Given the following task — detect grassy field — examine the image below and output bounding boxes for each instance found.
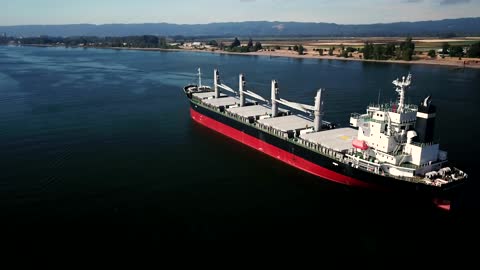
[177,36,480,69]
[213,37,479,52]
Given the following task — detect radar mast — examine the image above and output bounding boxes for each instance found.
[392,73,412,113]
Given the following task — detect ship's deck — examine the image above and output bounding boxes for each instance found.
[300,127,358,152]
[203,96,240,108]
[257,115,314,132]
[192,92,227,100]
[227,105,271,118]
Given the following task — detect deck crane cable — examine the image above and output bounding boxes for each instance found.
[217,83,237,94]
[217,74,317,113]
[218,81,270,103]
[244,89,269,103]
[276,98,315,115]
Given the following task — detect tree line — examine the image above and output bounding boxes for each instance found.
[439,42,480,58]
[1,35,178,49]
[221,37,263,52]
[362,37,415,61]
[362,38,480,60]
[2,35,479,59]
[2,35,266,53]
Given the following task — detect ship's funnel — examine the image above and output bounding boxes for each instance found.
[314,89,324,132]
[415,96,436,143]
[271,80,279,117]
[214,69,220,98]
[239,74,245,107]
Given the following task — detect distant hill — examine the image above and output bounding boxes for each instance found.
[1,18,480,37]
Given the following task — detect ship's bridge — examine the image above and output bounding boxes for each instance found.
[351,102,418,128]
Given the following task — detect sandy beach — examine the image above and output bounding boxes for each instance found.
[247,49,480,69]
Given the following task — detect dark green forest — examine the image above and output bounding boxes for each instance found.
[0,35,178,49]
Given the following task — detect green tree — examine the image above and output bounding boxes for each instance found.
[254,41,263,51]
[318,49,324,56]
[449,45,464,57]
[373,44,386,60]
[298,45,305,55]
[328,47,334,56]
[288,46,292,50]
[231,37,241,48]
[207,40,218,47]
[399,37,415,61]
[442,42,450,54]
[345,47,356,53]
[362,42,374,59]
[159,37,167,48]
[467,42,480,58]
[293,45,299,52]
[385,43,396,58]
[247,38,253,48]
[427,49,436,58]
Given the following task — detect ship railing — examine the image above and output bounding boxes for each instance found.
[295,137,345,160]
[348,149,461,186]
[409,141,437,148]
[199,101,220,112]
[370,103,418,113]
[225,111,248,123]
[346,154,380,173]
[347,154,433,183]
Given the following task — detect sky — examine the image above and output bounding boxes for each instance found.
[2,0,480,26]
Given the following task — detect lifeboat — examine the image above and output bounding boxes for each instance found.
[352,139,369,150]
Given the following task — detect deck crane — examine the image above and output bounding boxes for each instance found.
[270,80,326,131]
[213,69,269,103]
[212,69,327,131]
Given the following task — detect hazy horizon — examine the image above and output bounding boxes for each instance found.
[3,0,480,26]
[1,16,480,27]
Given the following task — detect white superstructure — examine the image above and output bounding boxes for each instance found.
[348,73,464,184]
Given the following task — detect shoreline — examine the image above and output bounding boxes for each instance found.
[19,44,480,69]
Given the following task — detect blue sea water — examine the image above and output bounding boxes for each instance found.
[1,45,479,252]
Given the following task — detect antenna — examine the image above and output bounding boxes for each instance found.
[392,73,412,113]
[197,67,202,88]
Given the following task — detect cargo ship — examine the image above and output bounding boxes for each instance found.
[183,69,468,210]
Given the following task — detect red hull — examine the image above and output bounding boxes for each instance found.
[190,108,369,187]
